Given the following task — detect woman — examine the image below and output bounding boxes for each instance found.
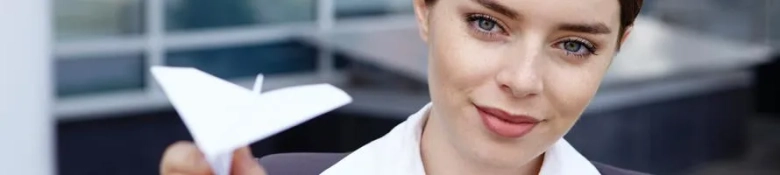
[161,0,645,174]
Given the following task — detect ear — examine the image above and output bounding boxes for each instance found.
[413,0,431,43]
[618,25,633,47]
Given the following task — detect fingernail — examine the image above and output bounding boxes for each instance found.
[232,147,267,174]
[194,154,210,167]
[233,147,255,164]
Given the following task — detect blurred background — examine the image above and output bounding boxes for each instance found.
[2,0,779,174]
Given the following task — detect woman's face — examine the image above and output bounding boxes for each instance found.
[417,0,627,168]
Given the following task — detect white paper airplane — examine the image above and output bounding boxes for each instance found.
[151,66,352,175]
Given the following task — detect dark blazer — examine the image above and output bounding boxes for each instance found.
[258,153,650,175]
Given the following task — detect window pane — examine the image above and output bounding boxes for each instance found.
[770,1,780,48]
[54,0,144,40]
[56,55,146,97]
[166,0,317,31]
[646,0,769,43]
[336,0,412,19]
[166,40,318,79]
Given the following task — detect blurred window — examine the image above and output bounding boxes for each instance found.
[166,40,318,79]
[165,0,317,31]
[54,0,324,98]
[335,0,413,19]
[56,55,146,97]
[770,1,780,48]
[645,0,771,44]
[54,0,144,40]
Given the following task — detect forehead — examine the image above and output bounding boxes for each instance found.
[457,0,622,29]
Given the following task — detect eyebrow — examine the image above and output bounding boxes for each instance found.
[473,0,521,20]
[557,23,612,34]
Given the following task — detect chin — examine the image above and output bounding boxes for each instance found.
[468,135,543,168]
[455,120,531,163]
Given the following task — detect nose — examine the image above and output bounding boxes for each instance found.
[495,49,544,99]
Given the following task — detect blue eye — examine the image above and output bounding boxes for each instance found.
[476,18,497,31]
[467,14,504,34]
[557,39,596,57]
[563,41,583,52]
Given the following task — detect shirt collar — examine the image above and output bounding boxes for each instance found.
[323,103,600,175]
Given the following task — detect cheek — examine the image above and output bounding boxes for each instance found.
[430,43,494,95]
[544,60,609,125]
[428,19,501,104]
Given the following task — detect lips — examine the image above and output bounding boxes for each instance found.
[476,105,540,138]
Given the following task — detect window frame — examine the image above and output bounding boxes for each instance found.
[55,0,339,119]
[54,0,425,120]
[54,0,422,120]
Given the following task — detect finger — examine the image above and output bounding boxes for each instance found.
[231,147,267,175]
[161,141,213,175]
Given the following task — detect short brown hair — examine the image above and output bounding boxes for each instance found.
[617,0,644,40]
[424,0,644,44]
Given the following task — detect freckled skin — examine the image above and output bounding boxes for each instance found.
[414,0,630,174]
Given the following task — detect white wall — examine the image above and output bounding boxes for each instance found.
[0,0,54,174]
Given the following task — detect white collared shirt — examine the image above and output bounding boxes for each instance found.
[321,103,601,175]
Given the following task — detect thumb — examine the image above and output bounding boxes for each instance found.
[231,147,267,175]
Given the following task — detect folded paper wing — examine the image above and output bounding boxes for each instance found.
[151,66,352,175]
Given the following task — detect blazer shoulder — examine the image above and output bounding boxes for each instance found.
[591,161,651,175]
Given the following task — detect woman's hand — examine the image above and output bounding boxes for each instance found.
[160,141,267,175]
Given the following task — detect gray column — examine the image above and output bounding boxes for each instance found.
[0,0,54,174]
